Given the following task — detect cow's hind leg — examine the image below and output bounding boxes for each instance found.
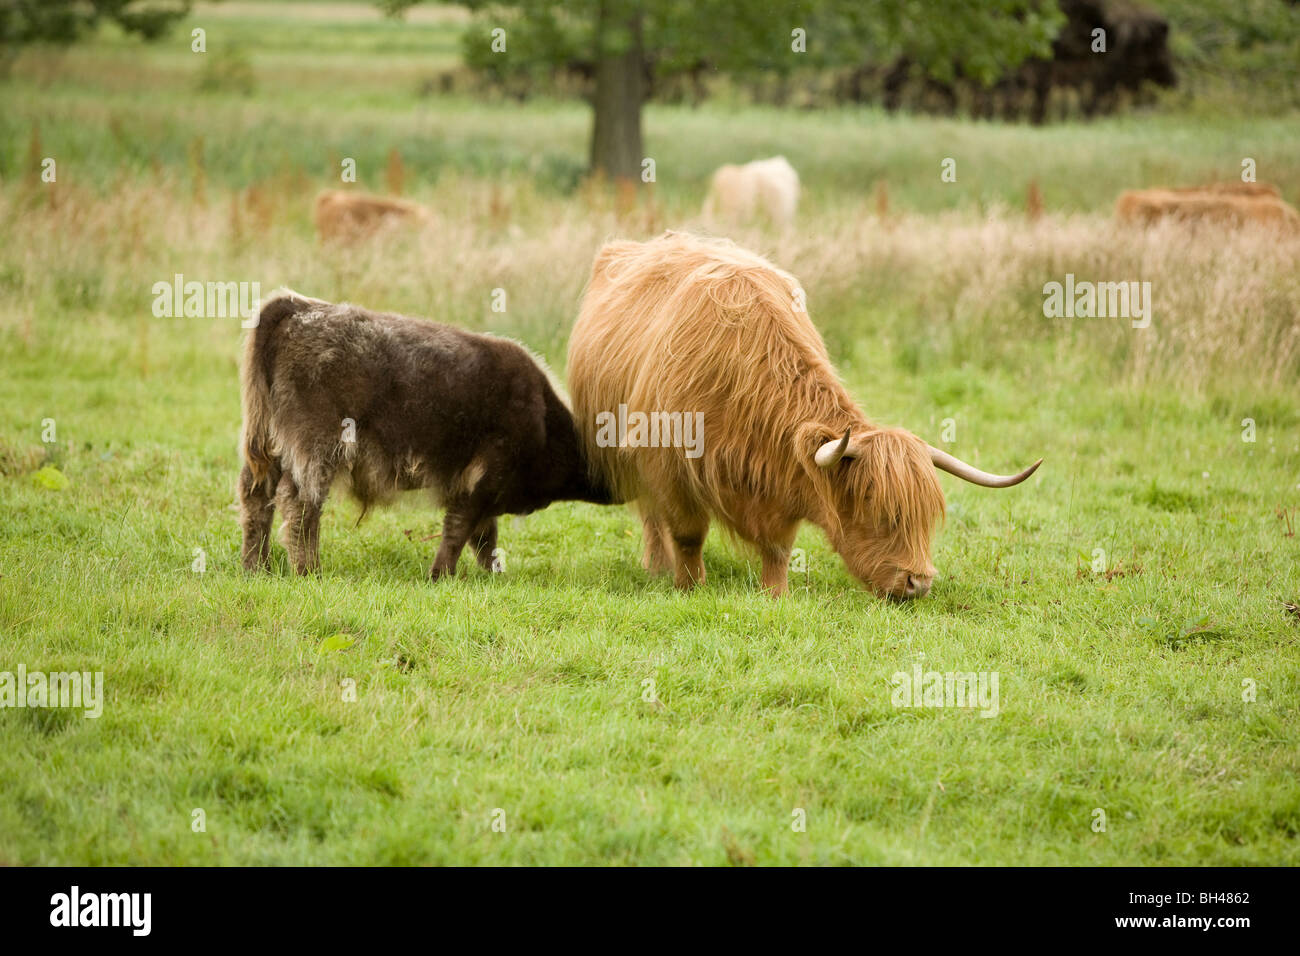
[470,516,499,572]
[639,506,671,576]
[239,462,279,571]
[665,509,709,591]
[277,470,331,575]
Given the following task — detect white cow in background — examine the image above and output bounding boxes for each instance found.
[703,156,800,228]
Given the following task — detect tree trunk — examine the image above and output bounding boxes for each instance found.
[589,0,644,185]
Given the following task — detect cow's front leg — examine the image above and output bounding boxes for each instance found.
[757,519,800,598]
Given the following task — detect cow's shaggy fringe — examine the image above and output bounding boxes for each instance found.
[569,231,945,586]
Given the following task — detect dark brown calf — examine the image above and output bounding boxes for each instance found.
[238,291,611,578]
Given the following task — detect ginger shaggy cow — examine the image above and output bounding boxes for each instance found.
[567,232,1041,599]
[313,189,429,243]
[1116,184,1300,234]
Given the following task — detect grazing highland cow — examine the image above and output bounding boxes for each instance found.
[702,157,800,228]
[1116,186,1300,233]
[313,189,428,243]
[567,232,1041,599]
[1166,182,1280,199]
[239,291,611,578]
[1019,0,1176,124]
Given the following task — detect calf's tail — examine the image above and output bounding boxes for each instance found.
[240,290,315,490]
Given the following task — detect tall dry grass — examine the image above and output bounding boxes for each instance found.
[1,173,1297,389]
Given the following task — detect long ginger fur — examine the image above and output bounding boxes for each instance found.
[568,231,944,596]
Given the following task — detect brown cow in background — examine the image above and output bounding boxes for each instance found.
[314,189,429,242]
[1116,184,1300,233]
[1166,183,1280,198]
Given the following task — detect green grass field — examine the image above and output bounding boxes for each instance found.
[1,2,1297,865]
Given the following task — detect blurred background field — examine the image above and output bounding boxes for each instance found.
[4,1,1300,208]
[0,1,1297,865]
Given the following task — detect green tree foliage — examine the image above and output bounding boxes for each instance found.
[381,0,1065,179]
[1147,0,1300,107]
[0,0,192,73]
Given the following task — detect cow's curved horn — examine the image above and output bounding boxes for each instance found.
[815,429,852,468]
[928,446,1042,488]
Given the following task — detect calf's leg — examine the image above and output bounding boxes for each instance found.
[431,505,485,580]
[471,517,499,572]
[239,462,279,571]
[277,472,328,575]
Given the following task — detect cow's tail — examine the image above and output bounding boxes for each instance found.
[239,289,319,490]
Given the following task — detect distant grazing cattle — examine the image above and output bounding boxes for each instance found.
[702,157,800,228]
[567,232,1041,599]
[239,291,612,578]
[1018,0,1176,123]
[1165,182,1280,198]
[1116,186,1300,233]
[313,189,428,242]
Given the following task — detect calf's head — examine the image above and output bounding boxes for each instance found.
[809,427,1040,600]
